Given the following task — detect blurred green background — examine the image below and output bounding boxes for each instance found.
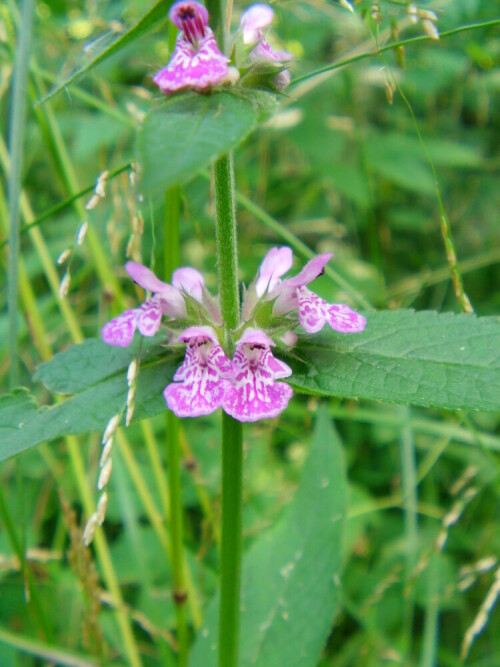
[1,0,499,665]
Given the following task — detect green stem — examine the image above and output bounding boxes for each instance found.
[164,185,189,666]
[167,413,188,666]
[218,415,244,667]
[397,85,473,313]
[7,0,34,387]
[213,153,244,667]
[214,155,240,348]
[291,19,500,89]
[399,407,418,658]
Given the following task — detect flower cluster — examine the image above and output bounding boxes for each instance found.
[102,249,366,422]
[153,1,292,95]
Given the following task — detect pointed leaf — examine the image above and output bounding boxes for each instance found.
[136,92,258,193]
[0,339,180,462]
[37,0,171,105]
[286,310,500,412]
[189,408,348,667]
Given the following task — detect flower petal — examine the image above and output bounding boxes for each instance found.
[250,38,293,63]
[327,304,367,333]
[125,261,170,294]
[255,246,293,297]
[296,286,329,333]
[178,325,219,343]
[101,309,138,347]
[273,253,333,315]
[266,354,292,379]
[137,297,162,336]
[169,1,209,41]
[240,4,274,44]
[297,286,366,335]
[173,267,205,301]
[224,380,293,422]
[238,327,275,347]
[165,331,231,417]
[222,336,293,422]
[164,378,227,417]
[285,253,333,288]
[153,30,229,93]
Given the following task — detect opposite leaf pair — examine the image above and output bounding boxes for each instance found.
[102,247,366,421]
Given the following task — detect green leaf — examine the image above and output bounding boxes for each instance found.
[286,310,500,412]
[0,339,180,463]
[137,92,258,193]
[37,0,171,106]
[189,408,348,667]
[3,310,498,462]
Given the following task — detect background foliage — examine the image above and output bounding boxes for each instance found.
[1,0,499,665]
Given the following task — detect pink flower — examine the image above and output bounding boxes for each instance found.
[296,286,366,334]
[153,1,229,94]
[222,328,293,422]
[255,246,293,297]
[256,247,367,334]
[240,4,293,62]
[164,326,233,417]
[101,262,204,347]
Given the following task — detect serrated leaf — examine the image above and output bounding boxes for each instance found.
[34,336,164,394]
[0,339,180,463]
[189,409,347,667]
[136,92,258,193]
[285,310,500,412]
[3,310,499,462]
[37,0,171,106]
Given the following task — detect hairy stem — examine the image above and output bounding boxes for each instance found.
[164,185,189,666]
[213,153,244,667]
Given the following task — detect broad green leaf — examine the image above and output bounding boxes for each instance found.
[37,0,172,105]
[137,92,258,193]
[3,310,499,462]
[189,409,348,667]
[285,310,500,412]
[0,339,180,462]
[34,336,163,394]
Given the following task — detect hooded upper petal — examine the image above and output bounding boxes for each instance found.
[255,246,293,298]
[125,261,170,294]
[173,267,205,301]
[284,253,333,288]
[273,253,332,315]
[240,4,274,44]
[125,261,187,318]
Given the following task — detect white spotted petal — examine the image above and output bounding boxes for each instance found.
[164,327,233,417]
[223,328,293,422]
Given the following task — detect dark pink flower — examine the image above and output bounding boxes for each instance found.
[222,328,293,422]
[153,1,229,94]
[101,262,204,347]
[164,326,233,417]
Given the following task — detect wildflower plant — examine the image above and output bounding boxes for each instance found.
[3,1,500,667]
